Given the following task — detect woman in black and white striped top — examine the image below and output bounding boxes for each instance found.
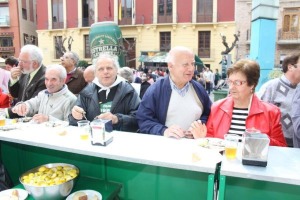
[190,59,287,147]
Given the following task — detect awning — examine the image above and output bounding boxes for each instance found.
[139,51,204,66]
[195,55,203,66]
[139,52,168,63]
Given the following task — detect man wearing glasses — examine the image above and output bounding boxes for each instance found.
[136,46,212,139]
[8,44,46,118]
[60,51,87,95]
[257,53,300,147]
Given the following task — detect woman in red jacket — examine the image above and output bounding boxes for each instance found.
[191,59,287,147]
[0,88,10,108]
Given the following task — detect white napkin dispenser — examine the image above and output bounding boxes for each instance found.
[242,131,270,167]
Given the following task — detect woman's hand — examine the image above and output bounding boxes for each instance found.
[188,120,207,139]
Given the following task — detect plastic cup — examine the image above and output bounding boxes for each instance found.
[0,111,6,126]
[77,120,90,140]
[224,134,239,159]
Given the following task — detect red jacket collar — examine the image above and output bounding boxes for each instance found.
[219,94,264,116]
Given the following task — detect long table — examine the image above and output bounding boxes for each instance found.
[0,124,221,200]
[219,146,300,200]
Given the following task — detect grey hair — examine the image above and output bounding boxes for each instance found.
[95,52,120,70]
[165,46,194,64]
[20,44,43,67]
[68,51,79,66]
[46,64,67,80]
[118,67,134,82]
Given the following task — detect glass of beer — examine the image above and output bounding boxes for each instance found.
[0,110,6,126]
[224,134,239,159]
[77,120,90,140]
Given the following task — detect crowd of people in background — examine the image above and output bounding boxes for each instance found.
[2,44,300,149]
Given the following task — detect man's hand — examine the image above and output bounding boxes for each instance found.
[71,106,85,120]
[32,114,49,123]
[188,120,207,139]
[163,125,185,139]
[10,66,22,80]
[12,103,28,116]
[96,112,118,124]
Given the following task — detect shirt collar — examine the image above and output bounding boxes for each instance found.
[29,66,41,79]
[169,77,190,97]
[68,67,77,75]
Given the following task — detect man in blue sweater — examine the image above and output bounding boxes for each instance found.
[136,46,212,138]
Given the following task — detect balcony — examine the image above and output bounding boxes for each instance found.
[0,15,10,27]
[196,14,212,23]
[0,46,15,53]
[119,17,132,26]
[157,15,172,23]
[52,21,64,29]
[278,29,300,45]
[82,18,94,27]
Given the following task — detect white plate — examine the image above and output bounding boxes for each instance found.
[196,137,225,151]
[0,124,19,131]
[66,190,102,200]
[0,189,28,200]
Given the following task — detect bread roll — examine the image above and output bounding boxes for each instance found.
[11,190,19,197]
[72,192,87,200]
[91,194,100,200]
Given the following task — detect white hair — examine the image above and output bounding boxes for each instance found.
[118,67,134,82]
[20,44,44,67]
[95,52,120,70]
[165,46,194,64]
[46,64,67,80]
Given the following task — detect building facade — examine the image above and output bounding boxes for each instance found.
[35,0,236,70]
[0,0,37,59]
[236,0,300,67]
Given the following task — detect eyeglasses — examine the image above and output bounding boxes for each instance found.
[18,59,32,64]
[61,56,70,59]
[227,79,247,86]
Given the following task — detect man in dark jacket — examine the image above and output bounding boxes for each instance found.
[69,53,140,132]
[136,46,212,138]
[8,44,46,118]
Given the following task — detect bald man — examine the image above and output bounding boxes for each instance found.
[83,65,95,83]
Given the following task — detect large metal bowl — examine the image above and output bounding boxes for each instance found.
[19,163,79,200]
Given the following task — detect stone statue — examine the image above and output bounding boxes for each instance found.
[68,36,74,51]
[55,36,73,57]
[221,31,240,55]
[54,36,64,57]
